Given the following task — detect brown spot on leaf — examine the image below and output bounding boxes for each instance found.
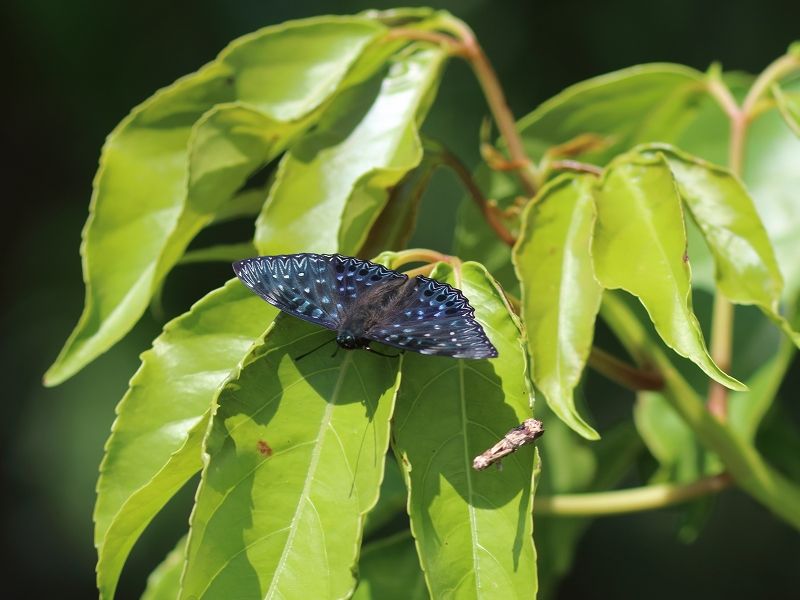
[256,440,272,457]
[683,251,689,263]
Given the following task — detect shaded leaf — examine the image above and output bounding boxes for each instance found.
[729,305,799,442]
[359,152,440,258]
[592,154,745,390]
[452,176,519,295]
[634,392,710,482]
[46,16,388,385]
[392,261,537,598]
[181,317,401,600]
[95,279,276,600]
[212,186,270,224]
[141,536,187,600]
[353,532,427,600]
[255,46,446,256]
[513,174,602,439]
[178,242,258,265]
[363,456,408,537]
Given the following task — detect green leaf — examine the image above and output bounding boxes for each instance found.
[592,154,745,390]
[634,391,709,482]
[773,85,800,137]
[181,318,401,600]
[94,279,277,600]
[513,174,602,440]
[141,536,187,600]
[255,46,446,256]
[638,144,799,346]
[353,532,427,600]
[517,63,704,165]
[45,16,388,386]
[392,261,537,599]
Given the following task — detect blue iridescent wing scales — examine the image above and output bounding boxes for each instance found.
[232,254,404,330]
[365,275,498,359]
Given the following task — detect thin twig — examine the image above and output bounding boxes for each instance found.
[535,473,732,516]
[548,160,603,176]
[387,19,539,196]
[588,347,664,391]
[439,149,518,247]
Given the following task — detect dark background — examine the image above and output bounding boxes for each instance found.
[2,1,799,598]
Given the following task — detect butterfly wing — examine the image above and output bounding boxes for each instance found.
[364,275,498,359]
[232,253,405,331]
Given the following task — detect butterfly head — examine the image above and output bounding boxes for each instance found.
[336,330,364,350]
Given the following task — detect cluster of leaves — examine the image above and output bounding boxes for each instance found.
[44,7,800,600]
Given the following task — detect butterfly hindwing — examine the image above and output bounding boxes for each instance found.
[365,275,498,359]
[232,254,404,331]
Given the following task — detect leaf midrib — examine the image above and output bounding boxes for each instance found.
[264,353,353,600]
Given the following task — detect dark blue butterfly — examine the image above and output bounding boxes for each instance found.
[232,253,498,359]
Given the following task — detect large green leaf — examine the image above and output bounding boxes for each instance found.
[46,16,388,386]
[638,144,799,346]
[513,174,602,440]
[181,317,401,600]
[141,536,187,600]
[255,46,446,256]
[94,279,276,600]
[392,261,537,598]
[517,63,704,165]
[592,154,744,390]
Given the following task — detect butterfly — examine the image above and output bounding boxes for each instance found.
[232,253,498,359]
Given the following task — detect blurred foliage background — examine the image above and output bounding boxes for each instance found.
[2,1,799,598]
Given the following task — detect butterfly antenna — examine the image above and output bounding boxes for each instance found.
[294,337,337,361]
[349,407,378,498]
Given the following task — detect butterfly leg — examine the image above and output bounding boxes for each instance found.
[294,337,337,361]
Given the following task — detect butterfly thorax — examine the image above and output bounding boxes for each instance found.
[337,277,414,341]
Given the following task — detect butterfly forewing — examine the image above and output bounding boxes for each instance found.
[232,254,405,331]
[365,275,498,359]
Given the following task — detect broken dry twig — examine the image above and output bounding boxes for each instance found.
[472,418,544,471]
